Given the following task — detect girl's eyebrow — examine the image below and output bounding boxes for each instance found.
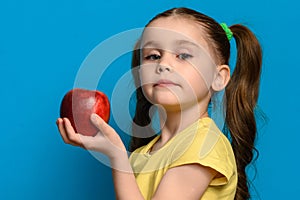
[141,40,200,49]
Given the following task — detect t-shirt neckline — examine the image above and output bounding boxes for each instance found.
[144,117,212,157]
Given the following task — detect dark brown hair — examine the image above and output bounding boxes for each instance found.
[130,7,263,200]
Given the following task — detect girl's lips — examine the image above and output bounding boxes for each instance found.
[154,79,179,87]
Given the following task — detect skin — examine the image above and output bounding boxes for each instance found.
[56,16,230,200]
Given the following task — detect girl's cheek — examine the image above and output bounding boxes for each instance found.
[141,85,154,103]
[138,68,152,87]
[139,65,156,80]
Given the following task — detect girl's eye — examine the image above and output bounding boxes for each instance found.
[144,54,161,61]
[177,53,193,60]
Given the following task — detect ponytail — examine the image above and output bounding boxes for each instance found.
[224,24,263,200]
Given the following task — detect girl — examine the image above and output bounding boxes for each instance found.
[56,7,263,200]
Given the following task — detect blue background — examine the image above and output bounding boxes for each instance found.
[1,0,299,199]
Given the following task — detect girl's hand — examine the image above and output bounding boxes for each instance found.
[56,113,126,159]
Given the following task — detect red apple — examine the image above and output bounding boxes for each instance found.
[60,88,110,136]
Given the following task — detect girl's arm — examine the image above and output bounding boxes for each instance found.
[151,164,217,200]
[56,114,216,200]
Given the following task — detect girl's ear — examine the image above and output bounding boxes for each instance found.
[212,65,230,91]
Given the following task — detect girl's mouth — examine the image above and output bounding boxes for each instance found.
[154,79,179,87]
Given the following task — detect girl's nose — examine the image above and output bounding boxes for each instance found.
[156,65,171,73]
[156,52,174,73]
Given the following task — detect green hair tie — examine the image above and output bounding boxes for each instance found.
[220,23,233,41]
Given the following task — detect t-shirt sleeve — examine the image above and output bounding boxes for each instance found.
[168,129,236,186]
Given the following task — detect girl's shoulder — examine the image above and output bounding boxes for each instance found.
[195,117,234,159]
[170,117,237,186]
[171,117,233,158]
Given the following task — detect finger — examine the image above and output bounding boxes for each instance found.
[56,118,65,136]
[90,113,125,151]
[90,113,112,135]
[56,118,60,126]
[56,118,75,145]
[57,118,79,146]
[62,118,83,147]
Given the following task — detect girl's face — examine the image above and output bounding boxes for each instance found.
[139,17,217,111]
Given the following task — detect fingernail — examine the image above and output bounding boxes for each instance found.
[91,113,97,121]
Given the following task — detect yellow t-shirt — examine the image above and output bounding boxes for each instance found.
[129,117,237,200]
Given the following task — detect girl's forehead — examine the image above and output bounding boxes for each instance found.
[141,17,210,51]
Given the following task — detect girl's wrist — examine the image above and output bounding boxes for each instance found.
[110,151,133,173]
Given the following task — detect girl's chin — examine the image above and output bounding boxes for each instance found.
[152,96,180,106]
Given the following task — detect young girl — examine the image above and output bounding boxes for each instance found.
[56,7,263,200]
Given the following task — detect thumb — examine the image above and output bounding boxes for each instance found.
[90,113,111,134]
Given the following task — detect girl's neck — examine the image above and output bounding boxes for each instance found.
[157,102,208,147]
